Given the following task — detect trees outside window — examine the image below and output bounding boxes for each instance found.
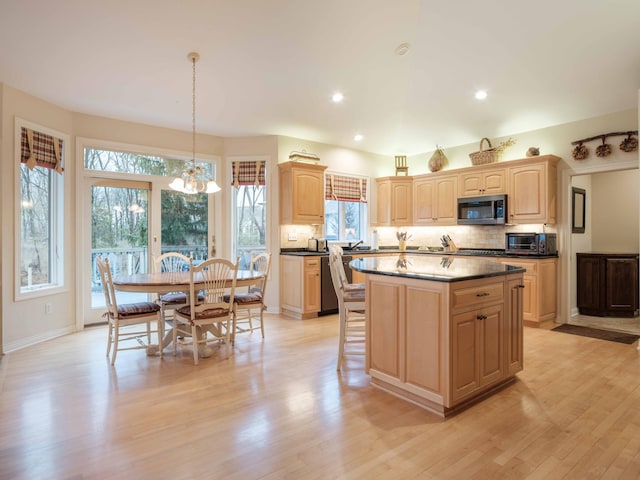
[18,121,66,295]
[20,163,63,292]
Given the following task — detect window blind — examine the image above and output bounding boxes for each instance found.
[325,173,367,203]
[20,127,64,173]
[231,160,266,188]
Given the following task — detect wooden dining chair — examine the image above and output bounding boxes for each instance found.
[96,256,162,365]
[225,252,272,343]
[328,249,366,370]
[173,257,238,365]
[152,252,191,325]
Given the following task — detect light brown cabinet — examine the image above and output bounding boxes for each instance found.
[280,255,321,319]
[376,177,413,226]
[506,277,524,375]
[376,155,560,227]
[458,167,506,197]
[451,303,505,402]
[507,155,559,224]
[366,272,523,417]
[279,161,327,225]
[413,174,458,225]
[498,257,557,327]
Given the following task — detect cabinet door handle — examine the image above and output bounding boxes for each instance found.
[476,314,487,320]
[476,292,490,297]
[518,284,525,289]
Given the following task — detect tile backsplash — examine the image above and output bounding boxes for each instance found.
[370,224,555,250]
[280,224,555,250]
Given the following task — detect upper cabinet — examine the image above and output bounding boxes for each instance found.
[375,154,560,227]
[507,155,560,225]
[376,177,413,226]
[413,173,458,225]
[458,167,506,197]
[279,161,328,225]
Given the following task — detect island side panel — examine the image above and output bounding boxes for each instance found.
[405,280,449,400]
[367,276,402,378]
[366,273,450,409]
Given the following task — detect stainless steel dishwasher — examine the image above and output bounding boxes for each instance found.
[319,254,353,316]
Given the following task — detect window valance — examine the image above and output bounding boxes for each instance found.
[231,160,266,188]
[20,127,64,173]
[325,173,367,203]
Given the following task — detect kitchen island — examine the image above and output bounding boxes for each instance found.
[351,254,525,417]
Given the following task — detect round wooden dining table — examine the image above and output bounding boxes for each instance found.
[112,269,264,357]
[112,269,263,294]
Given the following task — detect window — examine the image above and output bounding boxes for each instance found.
[324,173,368,242]
[84,147,214,179]
[17,120,66,296]
[231,160,267,269]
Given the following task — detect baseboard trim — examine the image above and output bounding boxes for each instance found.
[3,326,75,353]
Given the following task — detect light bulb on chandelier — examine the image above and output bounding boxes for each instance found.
[169,52,221,194]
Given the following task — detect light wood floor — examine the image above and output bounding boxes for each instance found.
[1,314,640,479]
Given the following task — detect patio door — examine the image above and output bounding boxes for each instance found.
[84,179,215,325]
[86,179,151,325]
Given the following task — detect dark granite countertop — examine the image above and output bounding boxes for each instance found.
[280,247,558,259]
[350,254,525,283]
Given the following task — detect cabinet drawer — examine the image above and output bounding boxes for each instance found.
[500,260,536,274]
[304,257,321,270]
[451,281,504,311]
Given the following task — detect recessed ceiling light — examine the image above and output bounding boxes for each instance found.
[332,92,344,103]
[395,43,410,56]
[354,134,363,142]
[475,90,488,100]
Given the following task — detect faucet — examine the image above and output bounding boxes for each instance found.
[348,240,364,250]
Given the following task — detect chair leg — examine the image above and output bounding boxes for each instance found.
[173,318,178,356]
[111,324,119,365]
[231,306,237,346]
[259,308,265,339]
[157,314,164,357]
[337,309,347,370]
[192,325,199,365]
[224,319,231,357]
[106,321,113,358]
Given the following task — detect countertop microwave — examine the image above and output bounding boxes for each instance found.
[505,232,557,255]
[457,194,507,225]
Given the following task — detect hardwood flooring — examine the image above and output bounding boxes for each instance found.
[1,314,640,479]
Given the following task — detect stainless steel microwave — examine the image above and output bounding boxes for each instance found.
[457,194,507,225]
[505,232,557,255]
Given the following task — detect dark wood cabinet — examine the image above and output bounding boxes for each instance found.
[576,253,639,317]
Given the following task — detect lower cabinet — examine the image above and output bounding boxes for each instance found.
[366,272,524,417]
[280,255,321,319]
[498,257,557,327]
[451,303,504,403]
[577,253,639,317]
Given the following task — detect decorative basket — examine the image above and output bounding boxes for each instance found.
[469,138,502,165]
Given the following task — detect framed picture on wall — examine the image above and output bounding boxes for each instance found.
[572,187,586,233]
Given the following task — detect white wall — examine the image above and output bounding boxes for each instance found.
[591,169,639,251]
[570,175,592,315]
[1,85,76,352]
[1,81,638,352]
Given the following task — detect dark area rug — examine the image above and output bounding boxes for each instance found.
[552,324,640,344]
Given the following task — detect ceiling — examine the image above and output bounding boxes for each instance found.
[1,0,639,156]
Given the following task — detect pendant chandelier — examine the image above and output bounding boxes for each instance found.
[169,52,221,194]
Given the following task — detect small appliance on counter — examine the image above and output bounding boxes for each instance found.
[505,232,557,255]
[307,237,328,252]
